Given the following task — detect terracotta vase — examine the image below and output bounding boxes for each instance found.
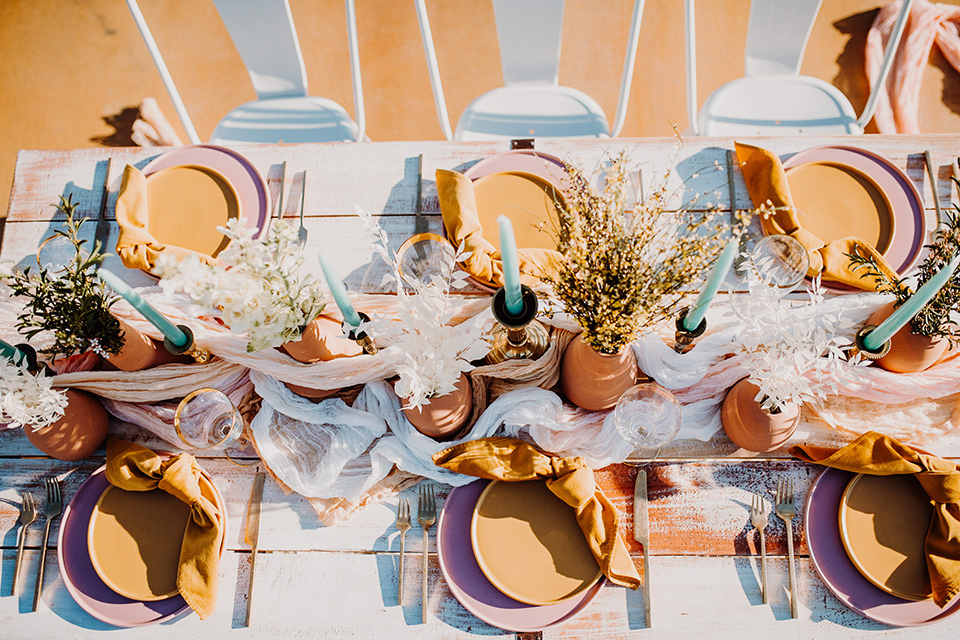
[720,379,800,452]
[559,334,638,411]
[865,302,950,373]
[25,388,109,461]
[279,315,362,399]
[401,372,473,440]
[106,319,191,371]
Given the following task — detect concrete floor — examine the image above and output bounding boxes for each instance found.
[2,0,959,221]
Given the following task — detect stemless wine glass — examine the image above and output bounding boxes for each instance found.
[614,382,683,459]
[395,233,457,288]
[747,234,810,297]
[174,388,243,450]
[36,234,85,274]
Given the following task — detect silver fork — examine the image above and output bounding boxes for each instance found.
[396,497,411,604]
[33,477,62,612]
[12,491,36,596]
[775,477,798,619]
[750,492,769,604]
[297,170,308,248]
[417,483,436,624]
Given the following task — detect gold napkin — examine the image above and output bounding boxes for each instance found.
[105,437,223,619]
[734,142,900,291]
[436,169,563,288]
[433,437,642,589]
[792,431,960,607]
[115,165,218,272]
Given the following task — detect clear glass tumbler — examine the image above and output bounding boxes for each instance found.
[614,382,683,458]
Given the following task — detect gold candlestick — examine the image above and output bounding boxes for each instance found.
[487,285,550,364]
[163,325,212,364]
[343,312,378,355]
[674,307,707,354]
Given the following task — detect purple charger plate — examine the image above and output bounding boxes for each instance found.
[143,144,269,240]
[782,146,927,279]
[437,479,605,632]
[805,467,960,626]
[58,466,226,627]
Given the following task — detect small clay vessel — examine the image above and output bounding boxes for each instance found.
[25,388,109,461]
[280,315,362,399]
[560,334,638,411]
[865,302,950,373]
[720,378,800,453]
[107,319,191,371]
[401,372,473,440]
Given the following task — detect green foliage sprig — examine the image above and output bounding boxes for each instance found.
[547,152,735,354]
[849,160,960,345]
[4,195,123,361]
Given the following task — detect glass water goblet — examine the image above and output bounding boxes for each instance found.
[174,388,243,450]
[396,233,457,289]
[614,382,683,459]
[747,234,810,298]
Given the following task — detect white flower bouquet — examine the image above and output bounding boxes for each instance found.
[0,360,67,430]
[156,219,326,352]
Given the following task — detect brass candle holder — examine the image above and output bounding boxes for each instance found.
[343,312,378,356]
[850,325,892,361]
[674,307,707,354]
[163,325,212,364]
[487,285,550,364]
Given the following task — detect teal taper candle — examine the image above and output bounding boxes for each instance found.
[318,253,362,328]
[497,216,523,316]
[98,270,189,347]
[683,240,738,331]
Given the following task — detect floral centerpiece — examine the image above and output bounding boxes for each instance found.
[156,219,326,353]
[2,196,123,366]
[359,207,489,438]
[548,152,734,410]
[850,168,960,371]
[722,275,856,451]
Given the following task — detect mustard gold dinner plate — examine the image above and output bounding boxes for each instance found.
[838,473,934,602]
[145,164,241,259]
[471,479,602,606]
[87,472,219,602]
[784,161,895,256]
[471,171,563,253]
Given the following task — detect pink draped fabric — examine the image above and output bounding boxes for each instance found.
[866,0,960,133]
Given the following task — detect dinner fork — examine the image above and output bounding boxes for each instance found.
[417,482,436,624]
[750,492,769,604]
[396,497,411,604]
[12,491,36,596]
[297,170,308,248]
[775,477,798,619]
[33,477,62,612]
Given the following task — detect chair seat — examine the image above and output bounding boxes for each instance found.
[698,76,861,136]
[454,85,611,141]
[210,96,360,144]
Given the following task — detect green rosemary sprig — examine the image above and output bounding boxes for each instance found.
[4,195,123,361]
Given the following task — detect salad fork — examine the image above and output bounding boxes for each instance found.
[12,491,36,596]
[33,477,62,612]
[750,492,769,604]
[417,483,436,624]
[775,477,798,619]
[396,497,411,604]
[297,170,308,248]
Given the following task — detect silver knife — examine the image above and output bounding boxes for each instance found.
[634,469,651,627]
[245,471,265,627]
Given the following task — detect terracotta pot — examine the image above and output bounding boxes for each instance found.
[559,334,638,411]
[720,379,800,452]
[280,315,362,398]
[280,315,362,364]
[401,372,473,440]
[106,319,191,371]
[25,388,109,461]
[865,302,951,373]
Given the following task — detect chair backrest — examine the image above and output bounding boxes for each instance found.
[212,0,308,99]
[744,0,822,77]
[492,0,564,86]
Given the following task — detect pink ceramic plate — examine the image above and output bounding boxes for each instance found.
[463,149,568,189]
[782,146,927,277]
[437,479,605,632]
[143,144,269,239]
[805,467,960,626]
[58,466,226,627]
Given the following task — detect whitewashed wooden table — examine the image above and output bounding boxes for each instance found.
[1,136,959,639]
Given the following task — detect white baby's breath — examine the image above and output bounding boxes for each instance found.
[0,361,67,431]
[731,275,859,412]
[155,220,325,352]
[356,206,489,409]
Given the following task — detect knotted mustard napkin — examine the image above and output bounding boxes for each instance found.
[436,169,563,288]
[105,437,223,619]
[433,437,642,589]
[792,431,960,607]
[734,142,899,291]
[115,165,217,272]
